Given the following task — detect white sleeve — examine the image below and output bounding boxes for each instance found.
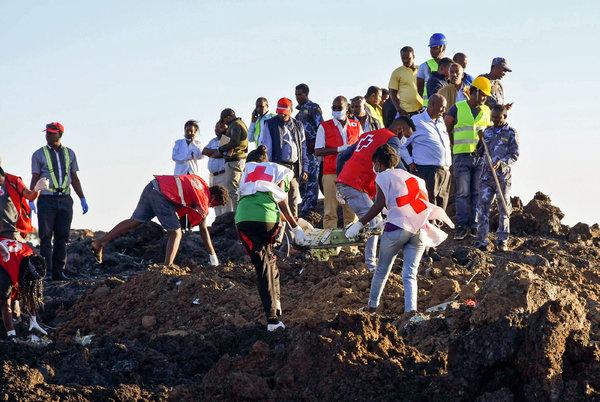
[416,62,429,80]
[258,122,272,160]
[172,140,188,162]
[192,141,204,160]
[314,124,326,149]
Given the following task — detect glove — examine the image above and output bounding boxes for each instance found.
[80,198,89,214]
[345,221,364,238]
[292,226,305,245]
[29,201,37,215]
[296,218,314,231]
[0,242,9,262]
[337,144,348,153]
[209,254,219,267]
[29,319,48,337]
[336,191,345,205]
[33,178,49,192]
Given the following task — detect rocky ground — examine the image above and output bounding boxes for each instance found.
[1,192,600,401]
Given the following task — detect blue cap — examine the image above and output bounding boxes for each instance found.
[429,33,447,47]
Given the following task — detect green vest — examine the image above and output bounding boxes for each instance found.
[452,100,491,154]
[422,59,439,107]
[42,146,71,192]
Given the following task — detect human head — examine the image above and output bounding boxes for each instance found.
[400,46,415,68]
[276,97,293,121]
[372,143,400,173]
[219,108,236,125]
[448,63,464,85]
[214,120,227,138]
[490,57,512,80]
[18,255,46,314]
[208,185,229,207]
[332,96,349,121]
[453,52,468,70]
[438,57,454,78]
[295,83,310,105]
[380,88,389,106]
[428,33,447,60]
[255,97,269,116]
[184,120,199,139]
[350,96,366,117]
[491,104,509,127]
[44,122,64,147]
[365,86,381,107]
[389,116,416,139]
[469,76,492,106]
[427,94,447,119]
[246,144,269,163]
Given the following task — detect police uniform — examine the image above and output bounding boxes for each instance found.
[476,123,519,246]
[295,100,323,217]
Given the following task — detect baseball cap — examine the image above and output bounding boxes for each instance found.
[492,57,512,72]
[276,98,293,116]
[44,122,64,134]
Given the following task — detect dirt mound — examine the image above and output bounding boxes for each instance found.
[2,192,600,400]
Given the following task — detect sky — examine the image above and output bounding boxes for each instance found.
[1,1,599,231]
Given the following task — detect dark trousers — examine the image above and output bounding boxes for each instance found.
[38,195,73,275]
[415,165,451,210]
[236,221,281,323]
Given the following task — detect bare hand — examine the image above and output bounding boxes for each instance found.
[301,172,309,182]
[251,110,259,123]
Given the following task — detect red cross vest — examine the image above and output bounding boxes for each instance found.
[321,119,361,175]
[3,174,33,238]
[154,175,210,227]
[336,129,396,198]
[0,237,34,299]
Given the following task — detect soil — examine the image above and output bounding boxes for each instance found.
[1,192,600,401]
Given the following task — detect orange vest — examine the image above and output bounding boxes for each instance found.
[321,119,361,175]
[0,237,34,300]
[336,129,396,198]
[154,175,210,227]
[4,174,33,238]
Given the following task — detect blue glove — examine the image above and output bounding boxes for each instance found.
[80,198,89,214]
[29,201,37,215]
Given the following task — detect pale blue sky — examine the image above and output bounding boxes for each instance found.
[1,1,599,230]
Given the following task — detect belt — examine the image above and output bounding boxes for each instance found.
[211,170,226,176]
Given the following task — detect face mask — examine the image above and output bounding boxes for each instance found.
[332,111,345,120]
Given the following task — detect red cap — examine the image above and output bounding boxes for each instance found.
[276,98,293,116]
[44,122,64,134]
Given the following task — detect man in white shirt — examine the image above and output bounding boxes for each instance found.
[202,121,234,217]
[172,120,203,175]
[314,96,362,229]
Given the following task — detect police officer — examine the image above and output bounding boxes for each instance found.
[475,104,519,251]
[294,83,323,218]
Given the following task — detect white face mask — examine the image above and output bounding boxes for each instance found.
[332,111,346,121]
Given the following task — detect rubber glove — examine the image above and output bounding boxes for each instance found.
[336,191,346,205]
[33,178,49,192]
[29,316,48,336]
[80,198,89,214]
[209,254,219,267]
[292,226,306,245]
[337,144,348,153]
[296,218,314,231]
[345,221,364,238]
[29,201,37,214]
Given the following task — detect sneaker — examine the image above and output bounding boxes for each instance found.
[496,242,508,252]
[454,227,468,240]
[267,321,286,332]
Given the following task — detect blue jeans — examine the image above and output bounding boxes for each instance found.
[368,228,425,312]
[336,183,381,270]
[453,153,483,229]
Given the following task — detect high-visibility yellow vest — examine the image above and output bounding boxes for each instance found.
[452,100,491,154]
[42,146,71,192]
[422,59,439,107]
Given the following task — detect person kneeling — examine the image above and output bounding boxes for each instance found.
[235,146,305,332]
[0,238,47,341]
[91,175,227,267]
[345,144,453,314]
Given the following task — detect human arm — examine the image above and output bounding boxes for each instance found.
[389,89,407,115]
[336,143,356,175]
[502,129,520,166]
[248,120,257,143]
[416,63,427,97]
[346,185,386,237]
[313,124,339,157]
[218,125,242,153]
[172,140,190,163]
[202,146,222,158]
[398,134,415,167]
[70,171,85,199]
[444,107,457,144]
[258,123,273,160]
[276,181,299,228]
[386,136,407,170]
[191,141,204,160]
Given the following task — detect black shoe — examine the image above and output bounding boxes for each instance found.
[52,272,70,281]
[454,227,468,240]
[428,248,442,262]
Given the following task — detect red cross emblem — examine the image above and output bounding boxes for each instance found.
[396,178,428,214]
[1,240,21,253]
[245,165,273,183]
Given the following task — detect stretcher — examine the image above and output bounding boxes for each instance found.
[294,227,382,261]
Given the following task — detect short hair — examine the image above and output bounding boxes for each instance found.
[372,144,400,169]
[246,145,269,163]
[333,95,349,106]
[365,86,381,98]
[428,93,447,107]
[381,88,389,96]
[439,57,454,69]
[453,52,466,61]
[351,96,365,103]
[391,116,416,131]
[492,104,509,115]
[256,97,268,104]
[209,185,229,207]
[184,120,199,130]
[295,83,310,95]
[220,108,236,121]
[400,46,414,54]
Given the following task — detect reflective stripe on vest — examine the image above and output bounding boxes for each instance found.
[42,146,71,192]
[422,59,439,107]
[452,101,491,154]
[174,176,187,206]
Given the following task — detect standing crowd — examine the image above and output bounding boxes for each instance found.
[0,33,519,338]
